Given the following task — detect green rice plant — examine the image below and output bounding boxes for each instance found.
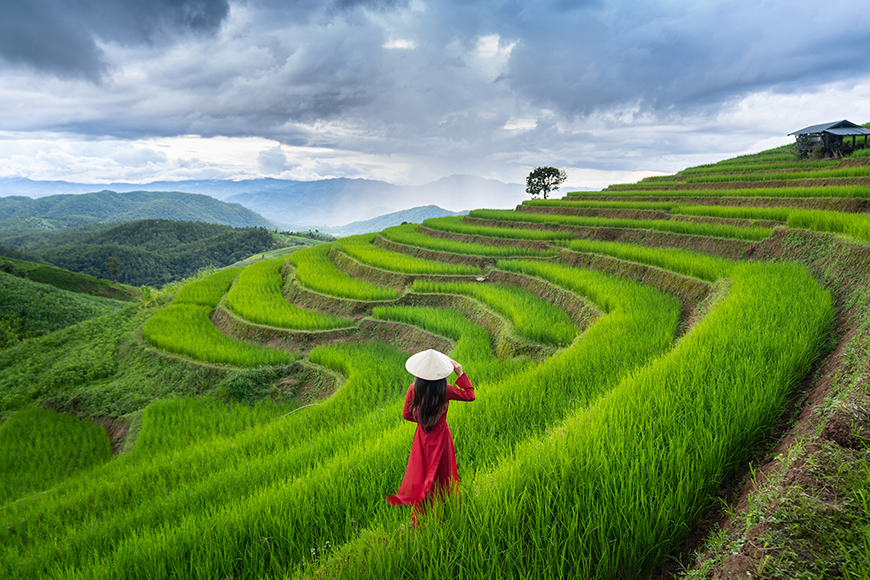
[523,199,790,222]
[307,261,832,580]
[143,303,293,366]
[0,406,111,502]
[133,396,294,454]
[599,181,697,189]
[672,204,792,221]
[569,185,870,198]
[412,279,578,346]
[225,258,352,329]
[422,215,576,240]
[682,167,870,183]
[336,234,481,275]
[289,244,399,300]
[677,159,840,176]
[380,223,557,257]
[849,148,870,158]
[787,209,870,242]
[0,271,127,347]
[174,267,240,306]
[666,205,870,243]
[687,148,794,167]
[468,208,772,241]
[632,167,870,185]
[565,238,734,282]
[302,341,418,426]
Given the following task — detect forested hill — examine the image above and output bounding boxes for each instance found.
[0,220,280,287]
[0,190,273,231]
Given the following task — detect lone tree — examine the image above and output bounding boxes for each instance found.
[526,166,567,200]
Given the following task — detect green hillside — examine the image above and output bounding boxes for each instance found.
[0,219,282,287]
[1,141,869,579]
[0,271,129,348]
[0,256,139,300]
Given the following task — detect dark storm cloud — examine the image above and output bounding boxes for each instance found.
[239,0,407,25]
[2,0,869,184]
[0,0,230,80]
[500,1,870,116]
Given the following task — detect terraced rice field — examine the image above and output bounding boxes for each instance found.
[4,142,870,579]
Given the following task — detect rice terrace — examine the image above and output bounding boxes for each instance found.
[5,137,870,579]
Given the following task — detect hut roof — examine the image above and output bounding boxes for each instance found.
[788,120,870,136]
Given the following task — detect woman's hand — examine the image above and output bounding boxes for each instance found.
[451,360,463,378]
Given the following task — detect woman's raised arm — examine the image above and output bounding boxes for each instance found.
[447,372,475,401]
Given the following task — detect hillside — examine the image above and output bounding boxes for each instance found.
[0,271,128,349]
[1,142,870,579]
[0,219,282,287]
[0,190,274,236]
[0,256,139,300]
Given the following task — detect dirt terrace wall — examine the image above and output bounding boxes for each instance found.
[280,259,393,318]
[212,306,452,355]
[485,269,600,330]
[557,249,710,333]
[329,246,410,290]
[373,235,496,269]
[395,292,560,359]
[416,225,553,252]
[328,247,491,289]
[519,205,673,220]
[754,228,870,291]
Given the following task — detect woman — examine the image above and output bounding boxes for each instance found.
[387,349,475,524]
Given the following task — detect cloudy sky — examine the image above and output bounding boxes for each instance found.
[1,0,869,190]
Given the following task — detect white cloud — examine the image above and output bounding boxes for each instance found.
[503,117,537,132]
[468,34,516,79]
[383,39,416,49]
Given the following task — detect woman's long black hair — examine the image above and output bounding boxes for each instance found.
[412,376,448,432]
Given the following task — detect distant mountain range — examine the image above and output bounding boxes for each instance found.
[0,175,527,228]
[322,205,468,237]
[0,190,272,230]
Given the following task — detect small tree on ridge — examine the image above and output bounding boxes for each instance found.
[526,166,567,200]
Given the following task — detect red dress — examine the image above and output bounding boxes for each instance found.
[387,373,475,509]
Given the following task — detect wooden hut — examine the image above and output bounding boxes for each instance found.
[788,120,870,156]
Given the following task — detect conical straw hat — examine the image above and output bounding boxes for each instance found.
[405,349,453,380]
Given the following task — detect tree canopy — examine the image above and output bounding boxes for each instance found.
[526,167,567,200]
